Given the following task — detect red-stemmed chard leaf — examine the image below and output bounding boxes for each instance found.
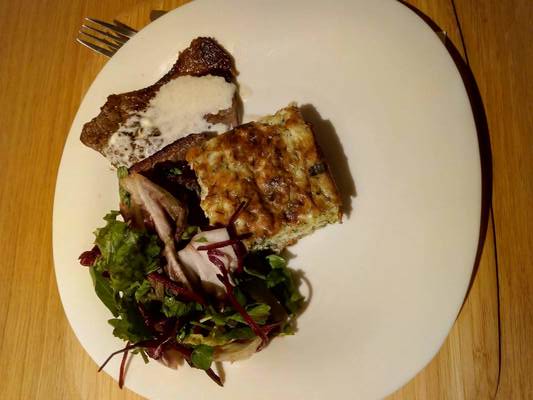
[231,240,247,273]
[170,342,223,386]
[205,367,223,387]
[196,239,240,251]
[78,246,100,266]
[227,201,247,230]
[98,342,140,372]
[119,342,130,388]
[226,201,249,273]
[197,237,248,274]
[147,272,206,305]
[98,339,166,371]
[206,250,268,346]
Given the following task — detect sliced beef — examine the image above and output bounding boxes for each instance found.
[80,37,238,155]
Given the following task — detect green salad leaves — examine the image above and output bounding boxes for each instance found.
[93,211,160,291]
[85,210,305,384]
[191,345,214,370]
[90,212,161,342]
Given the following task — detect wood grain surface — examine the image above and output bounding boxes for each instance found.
[0,0,530,399]
[452,1,533,399]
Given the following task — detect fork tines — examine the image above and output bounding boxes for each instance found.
[77,17,137,58]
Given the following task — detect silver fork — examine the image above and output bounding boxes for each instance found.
[76,18,137,57]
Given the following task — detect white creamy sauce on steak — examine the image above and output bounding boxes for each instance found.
[104,75,235,167]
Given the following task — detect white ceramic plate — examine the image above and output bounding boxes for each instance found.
[53,0,480,398]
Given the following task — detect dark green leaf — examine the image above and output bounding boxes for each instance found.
[108,301,152,343]
[264,254,304,314]
[190,321,211,330]
[93,212,161,291]
[233,286,247,306]
[108,318,138,342]
[266,254,287,269]
[191,345,213,370]
[103,210,120,223]
[266,268,286,288]
[117,168,131,206]
[280,317,297,336]
[181,226,199,241]
[162,296,194,318]
[116,166,129,179]
[90,267,119,317]
[176,325,189,342]
[223,326,255,341]
[228,303,270,325]
[167,167,183,176]
[134,280,152,302]
[119,188,131,207]
[210,311,228,327]
[133,348,150,364]
[287,293,304,314]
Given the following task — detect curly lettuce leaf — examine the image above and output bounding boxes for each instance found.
[162,296,197,318]
[227,303,271,325]
[88,212,163,343]
[265,255,304,314]
[90,267,119,317]
[242,254,304,315]
[93,212,161,291]
[108,301,152,343]
[183,326,256,347]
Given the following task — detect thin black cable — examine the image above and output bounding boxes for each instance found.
[451,1,503,396]
[491,207,503,398]
[451,0,470,65]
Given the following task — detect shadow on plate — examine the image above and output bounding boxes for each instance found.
[300,104,357,218]
[281,248,314,323]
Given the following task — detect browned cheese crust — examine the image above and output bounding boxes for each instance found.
[186,105,342,252]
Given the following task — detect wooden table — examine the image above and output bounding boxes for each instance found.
[0,0,530,398]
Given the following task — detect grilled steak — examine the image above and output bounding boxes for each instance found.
[129,132,215,175]
[128,132,215,196]
[80,37,239,167]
